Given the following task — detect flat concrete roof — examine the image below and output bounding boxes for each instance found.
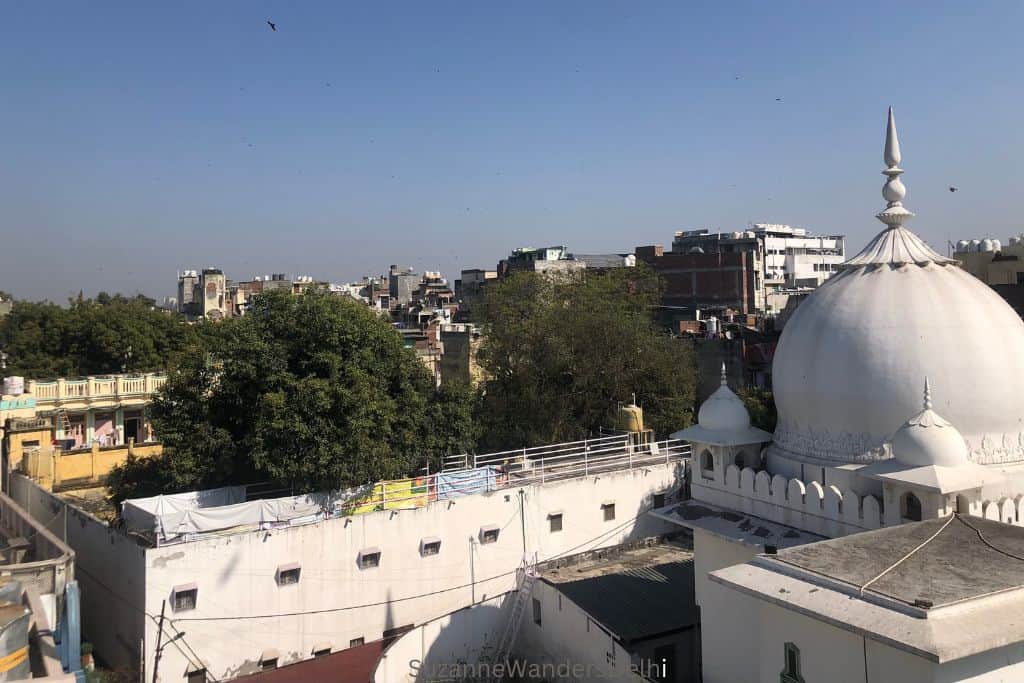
[711,515,1024,663]
[772,514,1024,609]
[650,500,824,549]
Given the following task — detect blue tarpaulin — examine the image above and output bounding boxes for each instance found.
[436,467,500,500]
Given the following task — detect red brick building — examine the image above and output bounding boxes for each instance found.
[635,245,760,314]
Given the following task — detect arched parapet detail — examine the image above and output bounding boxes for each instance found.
[754,471,772,501]
[1000,498,1016,524]
[786,479,806,509]
[841,488,861,524]
[1016,496,1024,523]
[862,495,881,528]
[740,467,757,496]
[824,485,843,519]
[725,464,741,489]
[771,474,788,507]
[983,501,1001,521]
[806,481,825,511]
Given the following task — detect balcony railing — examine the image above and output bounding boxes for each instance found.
[25,373,167,404]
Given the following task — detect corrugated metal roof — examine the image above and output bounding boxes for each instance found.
[552,559,697,644]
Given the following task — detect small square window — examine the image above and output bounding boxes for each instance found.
[186,669,207,683]
[420,537,442,556]
[549,513,563,533]
[349,637,365,648]
[276,563,301,585]
[602,503,616,521]
[172,584,197,612]
[312,643,332,658]
[653,493,666,509]
[359,550,381,569]
[532,598,542,626]
[260,649,279,671]
[480,525,500,544]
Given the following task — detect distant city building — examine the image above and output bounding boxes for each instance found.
[953,234,1024,285]
[639,223,845,316]
[456,268,497,303]
[498,246,586,278]
[389,265,419,306]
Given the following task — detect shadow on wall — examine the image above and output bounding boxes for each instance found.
[376,599,509,683]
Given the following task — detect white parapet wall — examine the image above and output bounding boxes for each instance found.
[12,460,683,681]
[693,463,883,538]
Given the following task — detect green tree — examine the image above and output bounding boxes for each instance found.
[737,386,777,433]
[108,289,478,502]
[472,267,697,449]
[0,294,193,377]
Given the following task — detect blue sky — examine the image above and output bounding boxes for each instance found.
[1,1,1022,301]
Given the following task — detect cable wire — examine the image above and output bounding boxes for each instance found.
[171,508,652,623]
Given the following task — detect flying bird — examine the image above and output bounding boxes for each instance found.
[949,186,959,193]
[267,20,277,31]
[775,97,782,102]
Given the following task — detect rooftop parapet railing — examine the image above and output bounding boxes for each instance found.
[23,373,167,404]
[136,436,691,546]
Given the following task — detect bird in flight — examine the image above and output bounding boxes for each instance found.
[267,20,277,31]
[775,97,782,102]
[949,186,959,193]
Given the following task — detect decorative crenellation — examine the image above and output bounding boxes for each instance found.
[695,461,886,536]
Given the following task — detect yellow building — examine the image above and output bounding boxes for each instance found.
[1,373,167,490]
[954,237,1024,285]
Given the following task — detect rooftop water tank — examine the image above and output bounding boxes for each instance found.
[2,377,24,396]
[956,240,970,252]
[969,239,982,251]
[616,402,645,433]
[1009,237,1020,246]
[992,239,1002,251]
[981,239,996,252]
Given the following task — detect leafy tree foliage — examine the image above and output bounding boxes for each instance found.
[108,289,478,502]
[737,386,777,433]
[472,267,696,449]
[0,294,191,377]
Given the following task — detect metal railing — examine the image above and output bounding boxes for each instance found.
[139,436,691,546]
[336,435,691,514]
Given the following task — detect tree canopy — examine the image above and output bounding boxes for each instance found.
[108,289,479,502]
[0,294,193,378]
[471,267,696,449]
[737,386,777,433]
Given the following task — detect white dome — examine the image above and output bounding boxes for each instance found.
[699,384,751,432]
[772,248,1024,465]
[890,380,970,467]
[771,107,1024,466]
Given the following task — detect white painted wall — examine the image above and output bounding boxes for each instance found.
[373,593,510,682]
[691,528,762,683]
[703,563,1024,682]
[516,578,647,682]
[10,474,148,674]
[78,464,677,681]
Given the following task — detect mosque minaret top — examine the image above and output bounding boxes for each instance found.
[843,107,956,267]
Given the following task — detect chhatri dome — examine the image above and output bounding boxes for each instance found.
[890,378,969,468]
[770,108,1024,467]
[672,364,772,446]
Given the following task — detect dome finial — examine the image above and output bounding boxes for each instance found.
[720,362,728,387]
[923,377,932,411]
[876,107,915,230]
